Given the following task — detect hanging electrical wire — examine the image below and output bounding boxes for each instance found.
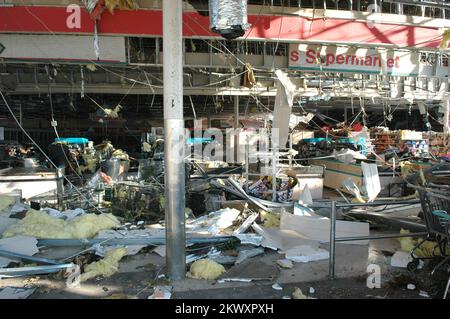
[0,90,109,215]
[45,65,85,182]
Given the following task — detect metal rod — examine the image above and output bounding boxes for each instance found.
[163,0,186,281]
[443,100,449,145]
[335,232,428,242]
[336,188,351,203]
[37,236,234,247]
[310,199,421,209]
[0,250,61,265]
[335,199,421,208]
[288,133,293,169]
[234,95,240,163]
[329,200,337,280]
[56,166,65,210]
[444,277,450,299]
[336,200,422,207]
[272,147,277,202]
[0,263,74,278]
[245,138,249,192]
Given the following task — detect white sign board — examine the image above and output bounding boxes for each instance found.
[289,44,420,76]
[0,34,126,63]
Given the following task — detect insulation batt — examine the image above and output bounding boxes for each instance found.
[81,247,127,282]
[0,195,16,212]
[260,211,280,228]
[398,229,450,257]
[187,259,226,280]
[2,210,120,239]
[292,287,315,299]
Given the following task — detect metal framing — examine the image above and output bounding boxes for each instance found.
[328,199,428,280]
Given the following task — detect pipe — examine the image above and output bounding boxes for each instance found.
[335,232,428,242]
[163,0,186,281]
[335,199,421,208]
[37,236,235,247]
[0,250,61,265]
[272,147,277,202]
[56,166,65,210]
[245,138,249,192]
[0,263,74,278]
[234,95,240,163]
[329,200,337,280]
[309,199,421,209]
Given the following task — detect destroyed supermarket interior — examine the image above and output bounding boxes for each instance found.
[0,0,450,302]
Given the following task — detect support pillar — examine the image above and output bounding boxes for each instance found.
[163,0,186,281]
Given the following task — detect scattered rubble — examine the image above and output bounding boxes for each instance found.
[149,286,172,299]
[0,122,447,301]
[235,247,264,264]
[284,245,329,263]
[390,251,413,268]
[271,283,283,290]
[0,287,36,299]
[407,284,416,290]
[292,287,315,299]
[277,259,294,270]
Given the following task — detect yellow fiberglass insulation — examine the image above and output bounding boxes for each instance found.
[81,247,128,282]
[292,287,315,299]
[0,195,17,212]
[2,210,120,239]
[398,229,450,258]
[187,259,226,280]
[292,287,308,299]
[260,211,280,228]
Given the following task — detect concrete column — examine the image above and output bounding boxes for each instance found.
[163,0,186,281]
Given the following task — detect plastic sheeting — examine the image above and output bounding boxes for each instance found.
[272,70,296,148]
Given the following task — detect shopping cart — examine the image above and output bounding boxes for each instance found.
[406,184,449,269]
[430,209,450,299]
[407,183,450,298]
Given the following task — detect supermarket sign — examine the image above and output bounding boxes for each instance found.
[289,44,420,76]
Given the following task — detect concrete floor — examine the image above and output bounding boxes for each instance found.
[1,232,430,299]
